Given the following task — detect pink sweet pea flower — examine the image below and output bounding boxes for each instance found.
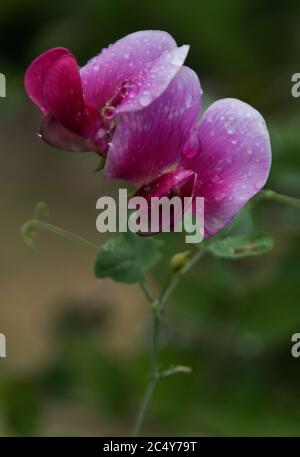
[104,68,272,237]
[24,31,189,154]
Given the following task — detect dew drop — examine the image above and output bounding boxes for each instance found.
[139,91,152,107]
[214,192,226,202]
[211,174,221,184]
[185,94,192,108]
[102,105,116,120]
[183,137,199,159]
[95,128,107,140]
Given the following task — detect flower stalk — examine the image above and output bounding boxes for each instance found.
[132,245,205,437]
[260,189,300,209]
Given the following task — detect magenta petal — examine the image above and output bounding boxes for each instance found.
[80,30,180,110]
[42,54,88,135]
[24,47,71,114]
[105,66,202,186]
[181,98,272,237]
[134,169,197,235]
[138,169,196,199]
[40,115,96,152]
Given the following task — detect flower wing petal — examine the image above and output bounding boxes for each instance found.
[105,66,202,186]
[40,115,96,152]
[42,54,87,135]
[181,98,272,237]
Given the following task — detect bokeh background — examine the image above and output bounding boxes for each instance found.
[0,0,300,436]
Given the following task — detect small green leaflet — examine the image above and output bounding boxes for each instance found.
[207,232,274,259]
[94,232,163,283]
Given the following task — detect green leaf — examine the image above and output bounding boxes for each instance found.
[94,232,163,283]
[207,232,274,259]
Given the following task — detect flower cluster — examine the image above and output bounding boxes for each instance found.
[25,30,271,237]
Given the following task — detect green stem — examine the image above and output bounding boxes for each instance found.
[132,304,160,437]
[140,280,156,303]
[132,246,205,436]
[260,189,300,209]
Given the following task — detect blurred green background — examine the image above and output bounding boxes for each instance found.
[0,0,300,436]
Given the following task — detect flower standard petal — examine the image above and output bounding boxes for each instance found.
[24,47,71,114]
[181,98,272,237]
[80,30,186,112]
[105,66,202,186]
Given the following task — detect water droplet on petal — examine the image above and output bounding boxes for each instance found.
[95,128,107,140]
[183,131,200,159]
[214,192,226,202]
[185,94,192,108]
[211,174,221,184]
[139,91,152,107]
[102,105,116,120]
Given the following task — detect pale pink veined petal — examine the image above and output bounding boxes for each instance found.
[105,66,202,186]
[24,47,71,114]
[80,30,185,112]
[181,98,272,237]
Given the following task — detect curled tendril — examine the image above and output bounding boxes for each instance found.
[20,201,49,250]
[33,201,49,220]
